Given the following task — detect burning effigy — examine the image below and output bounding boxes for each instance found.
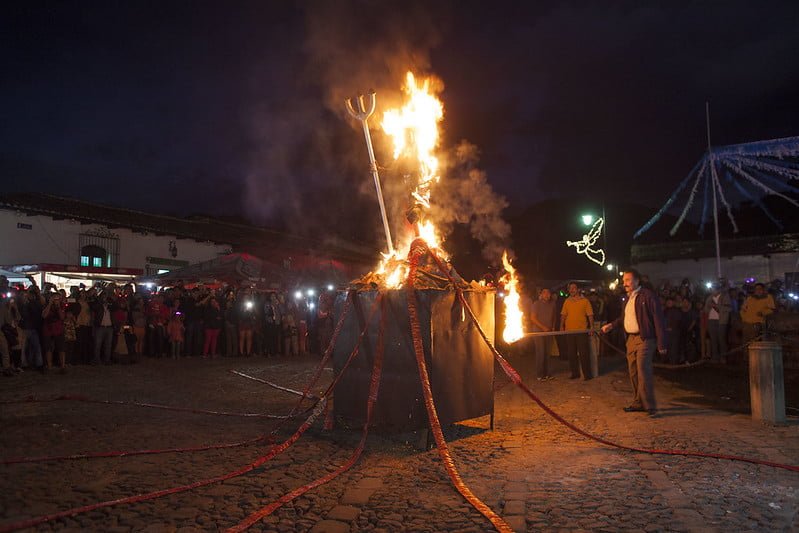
[335,72,524,432]
[333,72,524,531]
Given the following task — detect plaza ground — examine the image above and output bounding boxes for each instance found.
[1,349,797,532]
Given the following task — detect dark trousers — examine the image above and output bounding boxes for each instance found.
[146,325,166,357]
[626,335,657,410]
[93,326,113,364]
[76,325,93,364]
[65,340,77,365]
[253,327,264,356]
[564,333,591,378]
[266,324,281,356]
[184,321,203,356]
[667,329,682,364]
[224,322,238,356]
[707,320,728,362]
[532,336,549,378]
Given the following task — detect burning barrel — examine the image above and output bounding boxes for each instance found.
[332,288,495,432]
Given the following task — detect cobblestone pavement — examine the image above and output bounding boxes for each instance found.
[1,350,797,532]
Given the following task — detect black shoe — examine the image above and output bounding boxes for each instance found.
[583,376,592,381]
[569,375,580,380]
[623,405,646,412]
[647,410,660,418]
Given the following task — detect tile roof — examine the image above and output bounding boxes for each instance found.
[0,193,374,263]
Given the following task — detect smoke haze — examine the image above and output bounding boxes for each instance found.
[242,0,513,263]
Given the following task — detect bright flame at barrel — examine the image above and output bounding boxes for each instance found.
[375,71,446,288]
[501,251,524,343]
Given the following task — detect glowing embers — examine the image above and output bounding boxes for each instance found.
[566,217,606,266]
[375,254,408,290]
[500,251,524,344]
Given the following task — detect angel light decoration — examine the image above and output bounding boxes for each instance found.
[566,217,606,266]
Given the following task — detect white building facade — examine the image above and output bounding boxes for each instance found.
[0,209,228,273]
[0,194,232,287]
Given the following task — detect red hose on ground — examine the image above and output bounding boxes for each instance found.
[0,395,290,418]
[406,239,513,533]
[225,295,387,532]
[1,434,271,466]
[423,245,799,474]
[0,292,381,533]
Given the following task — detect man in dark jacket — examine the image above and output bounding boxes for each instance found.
[602,269,666,417]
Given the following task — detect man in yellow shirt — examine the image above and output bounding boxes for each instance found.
[740,283,776,343]
[560,282,594,380]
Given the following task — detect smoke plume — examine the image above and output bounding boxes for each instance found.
[431,141,512,263]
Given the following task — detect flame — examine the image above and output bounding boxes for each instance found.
[417,220,440,249]
[382,71,443,200]
[375,71,446,289]
[501,251,524,343]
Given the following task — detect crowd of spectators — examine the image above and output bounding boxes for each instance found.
[0,275,335,376]
[2,272,797,377]
[522,276,797,367]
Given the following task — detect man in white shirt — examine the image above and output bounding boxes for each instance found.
[602,269,666,417]
[703,281,732,362]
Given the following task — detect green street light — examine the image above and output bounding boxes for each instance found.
[581,214,594,226]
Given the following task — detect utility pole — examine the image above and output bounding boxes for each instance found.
[706,101,722,279]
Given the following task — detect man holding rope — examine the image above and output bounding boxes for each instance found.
[602,269,666,417]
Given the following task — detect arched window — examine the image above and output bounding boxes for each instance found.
[80,245,108,268]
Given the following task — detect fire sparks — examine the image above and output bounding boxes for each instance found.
[500,251,524,343]
[372,71,446,288]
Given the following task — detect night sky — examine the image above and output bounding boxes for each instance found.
[2,1,798,251]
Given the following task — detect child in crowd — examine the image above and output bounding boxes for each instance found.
[167,303,185,360]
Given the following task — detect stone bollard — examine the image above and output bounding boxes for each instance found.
[748,341,785,424]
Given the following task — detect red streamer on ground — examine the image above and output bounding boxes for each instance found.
[226,295,387,532]
[406,239,513,533]
[2,395,289,419]
[422,245,799,475]
[1,434,271,466]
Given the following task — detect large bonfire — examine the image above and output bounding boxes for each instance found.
[353,71,524,343]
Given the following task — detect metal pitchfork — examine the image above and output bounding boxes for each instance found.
[346,91,395,256]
